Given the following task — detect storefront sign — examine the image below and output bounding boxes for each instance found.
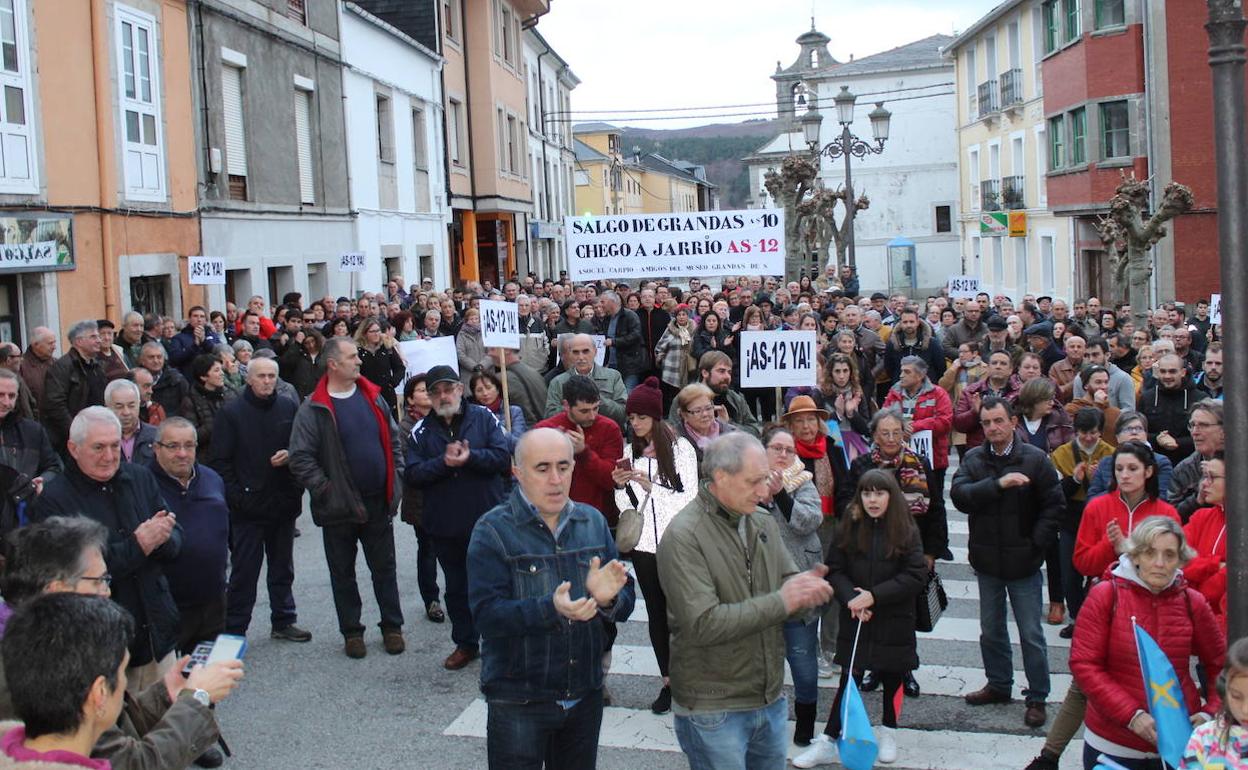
[980,212,1008,237]
[564,209,785,280]
[1008,211,1027,237]
[0,214,74,273]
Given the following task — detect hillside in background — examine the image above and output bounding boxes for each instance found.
[620,119,785,210]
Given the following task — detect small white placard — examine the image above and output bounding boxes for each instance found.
[188,256,225,285]
[480,300,520,349]
[948,276,981,299]
[739,330,817,388]
[908,430,934,465]
[1210,293,1222,325]
[338,252,367,273]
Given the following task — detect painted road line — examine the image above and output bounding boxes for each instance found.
[445,698,1081,768]
[606,644,1072,701]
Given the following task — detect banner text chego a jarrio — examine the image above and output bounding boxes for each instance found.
[564,209,785,281]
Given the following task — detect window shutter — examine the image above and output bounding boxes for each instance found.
[294,89,313,203]
[222,65,247,176]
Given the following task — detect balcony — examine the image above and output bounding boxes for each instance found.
[981,179,1002,212]
[977,80,999,120]
[999,69,1023,110]
[1002,175,1026,210]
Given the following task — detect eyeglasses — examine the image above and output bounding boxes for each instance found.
[766,445,796,456]
[1188,420,1221,430]
[156,442,198,452]
[684,406,715,417]
[1201,473,1225,482]
[77,573,112,588]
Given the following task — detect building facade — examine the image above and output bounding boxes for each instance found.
[572,123,714,219]
[1039,0,1236,304]
[191,0,355,311]
[0,0,201,345]
[523,28,577,280]
[947,0,1075,302]
[772,27,962,295]
[341,2,451,294]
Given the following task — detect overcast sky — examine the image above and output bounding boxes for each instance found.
[538,0,1003,129]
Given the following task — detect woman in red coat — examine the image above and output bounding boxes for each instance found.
[881,355,953,479]
[1070,516,1226,769]
[1183,453,1227,634]
[1074,442,1180,579]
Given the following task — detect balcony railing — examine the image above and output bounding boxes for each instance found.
[977,80,999,119]
[1002,175,1026,210]
[1000,68,1023,108]
[981,179,1002,212]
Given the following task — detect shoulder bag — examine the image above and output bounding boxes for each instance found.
[915,568,949,633]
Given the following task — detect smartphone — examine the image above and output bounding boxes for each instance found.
[182,641,214,676]
[206,634,248,665]
[615,458,632,471]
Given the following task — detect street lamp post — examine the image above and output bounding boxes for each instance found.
[1206,0,1247,643]
[801,85,891,270]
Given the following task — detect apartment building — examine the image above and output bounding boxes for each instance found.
[947,0,1074,302]
[522,28,577,280]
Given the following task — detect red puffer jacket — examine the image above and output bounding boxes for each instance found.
[1070,559,1226,756]
[1183,505,1228,631]
[882,380,953,470]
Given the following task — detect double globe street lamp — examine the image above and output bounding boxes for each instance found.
[798,85,891,269]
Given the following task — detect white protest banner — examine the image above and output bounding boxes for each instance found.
[1210,294,1222,325]
[187,256,225,285]
[948,276,981,299]
[338,252,367,273]
[480,300,520,349]
[908,430,934,465]
[398,337,458,378]
[564,208,785,281]
[555,333,606,367]
[740,330,817,388]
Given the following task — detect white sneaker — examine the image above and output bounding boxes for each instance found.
[791,734,838,768]
[816,655,838,679]
[877,725,898,764]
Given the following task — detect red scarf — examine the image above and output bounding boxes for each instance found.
[795,435,835,516]
[482,395,504,414]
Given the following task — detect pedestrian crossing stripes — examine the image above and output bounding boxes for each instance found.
[605,643,1073,701]
[444,698,1084,769]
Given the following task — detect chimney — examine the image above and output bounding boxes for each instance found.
[632,146,642,164]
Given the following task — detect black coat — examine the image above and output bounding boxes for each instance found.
[825,519,927,672]
[31,463,183,666]
[150,366,190,420]
[602,308,646,379]
[359,345,405,413]
[42,349,108,450]
[279,346,326,399]
[211,387,304,521]
[950,441,1063,580]
[884,324,946,384]
[1138,382,1203,466]
[637,306,670,371]
[0,412,62,535]
[186,384,230,456]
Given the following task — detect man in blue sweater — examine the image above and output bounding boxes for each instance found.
[148,417,230,655]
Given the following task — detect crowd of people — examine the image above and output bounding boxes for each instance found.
[0,263,1238,770]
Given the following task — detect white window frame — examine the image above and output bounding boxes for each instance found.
[115,4,166,202]
[293,79,314,204]
[221,61,248,180]
[1040,231,1056,293]
[448,98,464,167]
[1014,235,1029,293]
[967,145,981,212]
[1033,124,1048,207]
[0,0,38,194]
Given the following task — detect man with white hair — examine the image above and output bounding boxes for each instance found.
[30,406,183,691]
[104,378,157,465]
[43,320,108,454]
[20,327,57,418]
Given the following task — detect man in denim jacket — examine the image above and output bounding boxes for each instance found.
[467,428,635,770]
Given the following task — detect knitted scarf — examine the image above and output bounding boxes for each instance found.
[796,435,835,516]
[869,446,930,516]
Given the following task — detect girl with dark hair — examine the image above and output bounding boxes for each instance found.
[1074,441,1180,579]
[356,317,406,417]
[690,309,733,367]
[468,370,525,452]
[793,469,927,768]
[612,377,697,716]
[1181,637,1248,768]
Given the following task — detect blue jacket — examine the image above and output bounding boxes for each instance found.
[467,488,635,702]
[167,324,222,379]
[404,400,512,539]
[148,461,230,607]
[1086,451,1174,503]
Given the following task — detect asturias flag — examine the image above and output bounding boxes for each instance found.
[836,675,878,770]
[1134,623,1193,768]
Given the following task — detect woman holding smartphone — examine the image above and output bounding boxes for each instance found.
[612,377,698,716]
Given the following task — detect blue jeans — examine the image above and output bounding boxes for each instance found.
[673,696,788,770]
[622,373,641,391]
[976,570,1050,701]
[486,688,603,770]
[784,618,820,704]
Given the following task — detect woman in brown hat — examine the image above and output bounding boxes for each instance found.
[781,395,851,519]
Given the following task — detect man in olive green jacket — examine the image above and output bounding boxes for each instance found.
[657,432,833,769]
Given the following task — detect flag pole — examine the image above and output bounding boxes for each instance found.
[843,617,864,730]
[498,347,512,433]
